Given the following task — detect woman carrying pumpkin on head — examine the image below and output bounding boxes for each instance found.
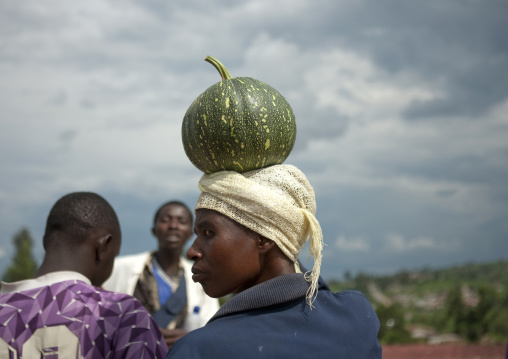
[165,164,382,359]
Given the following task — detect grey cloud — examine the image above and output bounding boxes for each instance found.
[80,99,95,109]
[404,62,508,119]
[279,0,508,120]
[59,129,77,142]
[49,91,67,106]
[364,1,508,119]
[392,153,508,188]
[58,130,78,152]
[435,189,457,198]
[293,105,350,152]
[0,2,63,36]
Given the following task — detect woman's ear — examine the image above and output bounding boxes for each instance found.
[258,236,276,254]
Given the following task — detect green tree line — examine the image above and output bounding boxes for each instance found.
[2,227,38,282]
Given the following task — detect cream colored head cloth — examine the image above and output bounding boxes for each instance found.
[196,164,324,307]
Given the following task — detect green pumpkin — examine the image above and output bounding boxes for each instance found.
[181,56,297,174]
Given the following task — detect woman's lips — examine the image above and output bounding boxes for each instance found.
[191,267,206,282]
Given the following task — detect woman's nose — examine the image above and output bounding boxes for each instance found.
[186,243,202,261]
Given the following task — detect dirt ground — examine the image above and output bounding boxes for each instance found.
[382,343,506,359]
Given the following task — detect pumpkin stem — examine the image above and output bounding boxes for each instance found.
[205,55,233,81]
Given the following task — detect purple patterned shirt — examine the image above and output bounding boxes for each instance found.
[0,271,168,358]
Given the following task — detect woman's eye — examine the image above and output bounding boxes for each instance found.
[204,230,212,237]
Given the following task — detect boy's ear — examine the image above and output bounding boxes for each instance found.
[258,236,276,254]
[96,234,112,262]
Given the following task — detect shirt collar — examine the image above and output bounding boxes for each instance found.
[210,273,309,322]
[0,271,91,294]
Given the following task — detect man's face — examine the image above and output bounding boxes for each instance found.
[186,209,263,298]
[152,204,193,253]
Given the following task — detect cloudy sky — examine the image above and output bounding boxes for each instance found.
[1,0,507,281]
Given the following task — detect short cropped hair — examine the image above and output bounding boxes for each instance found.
[153,201,193,226]
[43,192,120,249]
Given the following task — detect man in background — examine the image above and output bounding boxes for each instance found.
[104,200,219,348]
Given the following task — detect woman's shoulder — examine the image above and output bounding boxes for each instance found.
[322,288,375,308]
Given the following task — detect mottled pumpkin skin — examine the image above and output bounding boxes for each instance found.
[182,76,296,174]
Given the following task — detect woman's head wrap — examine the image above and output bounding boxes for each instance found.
[195,164,323,307]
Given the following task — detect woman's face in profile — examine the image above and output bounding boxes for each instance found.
[186,209,263,298]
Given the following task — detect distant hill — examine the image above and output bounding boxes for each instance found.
[329,260,508,300]
[327,260,508,345]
